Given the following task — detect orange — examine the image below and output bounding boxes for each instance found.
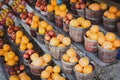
[5,56,9,62]
[31,57,43,66]
[90,25,100,33]
[89,33,99,40]
[14,56,19,61]
[104,11,109,17]
[38,27,46,35]
[55,9,61,16]
[62,54,70,62]
[53,66,61,73]
[81,20,91,28]
[7,51,15,59]
[70,0,77,3]
[109,6,118,13]
[51,0,57,7]
[79,57,89,67]
[47,78,52,80]
[41,71,50,79]
[55,6,59,11]
[0,49,4,56]
[59,4,66,11]
[86,30,91,37]
[46,25,53,31]
[9,75,20,80]
[66,48,76,57]
[62,37,71,46]
[60,10,67,17]
[57,34,65,42]
[77,17,85,25]
[40,21,48,28]
[98,36,106,45]
[31,22,39,29]
[21,37,29,44]
[16,30,23,38]
[113,39,120,48]
[105,32,116,42]
[100,3,107,10]
[27,42,33,49]
[15,38,21,44]
[102,41,113,50]
[116,11,120,18]
[83,65,93,74]
[43,54,52,63]
[30,53,39,61]
[20,44,27,51]
[98,32,104,37]
[51,73,60,79]
[69,57,78,63]
[47,4,54,12]
[4,51,8,57]
[107,13,116,19]
[89,3,101,11]
[58,43,65,47]
[3,44,11,52]
[45,66,53,73]
[74,64,83,73]
[50,38,60,46]
[70,19,79,27]
[6,59,16,66]
[32,15,39,22]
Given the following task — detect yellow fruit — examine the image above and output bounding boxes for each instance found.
[31,22,39,29]
[27,43,33,49]
[109,6,118,13]
[6,59,16,66]
[20,44,27,51]
[51,0,57,6]
[98,36,106,45]
[86,30,91,37]
[59,4,66,11]
[116,11,120,18]
[40,21,48,28]
[107,13,116,19]
[41,71,50,79]
[46,25,53,31]
[30,53,39,61]
[69,57,78,63]
[58,43,65,47]
[66,48,76,57]
[32,15,39,22]
[57,34,65,42]
[14,56,19,61]
[7,51,15,59]
[0,49,4,56]
[105,32,116,42]
[51,73,60,79]
[70,0,77,3]
[62,37,71,46]
[53,66,61,73]
[31,57,43,66]
[45,66,53,73]
[3,44,11,52]
[16,30,23,38]
[89,33,99,40]
[77,17,85,25]
[79,57,89,67]
[50,38,60,46]
[47,4,54,12]
[70,19,79,27]
[83,65,93,74]
[81,20,91,28]
[4,51,8,57]
[113,39,120,48]
[104,11,109,17]
[89,3,101,11]
[102,41,113,50]
[43,54,52,63]
[98,32,104,37]
[9,75,20,80]
[38,27,46,35]
[90,25,100,33]
[62,54,70,62]
[100,3,107,10]
[74,64,83,73]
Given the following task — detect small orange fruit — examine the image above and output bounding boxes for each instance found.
[83,65,93,74]
[116,11,120,18]
[43,54,52,63]
[50,38,60,46]
[98,36,106,45]
[74,64,83,73]
[47,4,54,12]
[41,70,50,79]
[6,59,16,66]
[62,37,71,46]
[81,20,91,28]
[4,51,8,57]
[46,66,53,73]
[46,25,53,31]
[16,30,23,38]
[57,34,65,42]
[40,21,48,28]
[3,44,11,52]
[32,15,39,22]
[0,49,4,56]
[20,44,27,51]
[9,75,20,80]
[100,3,107,10]
[98,32,104,37]
[113,39,120,48]
[14,56,19,61]
[66,48,76,57]
[31,22,39,29]
[105,32,116,42]
[89,33,99,40]
[53,66,61,73]
[107,13,116,19]
[79,57,89,67]
[15,38,21,44]
[59,4,66,11]
[70,0,77,3]
[57,43,65,47]
[51,0,57,6]
[69,57,78,63]
[62,54,70,62]
[27,42,33,49]
[30,53,39,61]
[102,41,113,50]
[7,51,15,59]
[89,3,101,11]
[51,73,60,79]
[104,11,109,17]
[90,25,100,33]
[109,6,118,13]
[86,30,91,37]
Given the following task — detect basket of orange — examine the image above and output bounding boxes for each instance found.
[97,32,120,63]
[103,6,120,32]
[29,53,52,76]
[61,48,80,74]
[84,25,104,52]
[86,2,107,24]
[41,65,66,80]
[69,17,91,42]
[74,57,95,80]
[49,34,71,60]
[54,4,68,27]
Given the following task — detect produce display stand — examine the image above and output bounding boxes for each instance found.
[0,0,120,80]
